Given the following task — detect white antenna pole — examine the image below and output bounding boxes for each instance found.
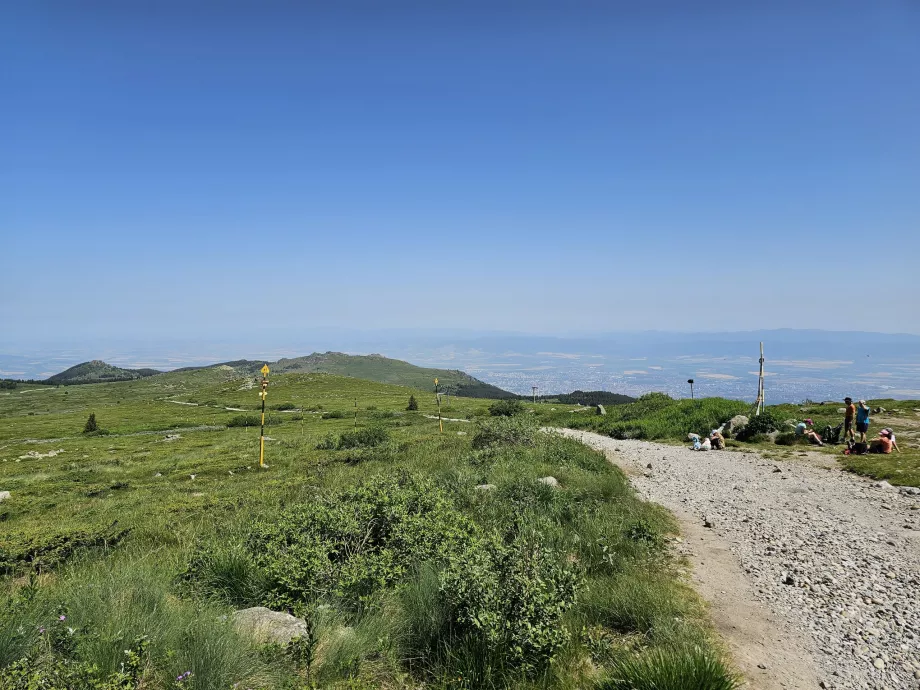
[756,342,765,415]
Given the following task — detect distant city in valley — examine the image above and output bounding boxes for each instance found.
[2,329,919,404]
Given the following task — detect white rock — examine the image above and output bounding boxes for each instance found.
[232,607,308,645]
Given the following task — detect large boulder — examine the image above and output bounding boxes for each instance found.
[232,607,308,646]
[595,404,606,416]
[725,415,749,437]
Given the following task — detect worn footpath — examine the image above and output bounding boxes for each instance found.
[554,429,920,690]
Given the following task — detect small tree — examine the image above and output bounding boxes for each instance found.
[407,395,418,411]
[83,413,98,433]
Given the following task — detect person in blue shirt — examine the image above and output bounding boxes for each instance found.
[856,401,870,443]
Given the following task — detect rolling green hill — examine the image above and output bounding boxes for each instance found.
[45,359,161,385]
[190,351,516,399]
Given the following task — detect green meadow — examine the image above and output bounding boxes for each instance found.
[0,370,736,689]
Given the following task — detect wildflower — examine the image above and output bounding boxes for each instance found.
[38,626,45,634]
[59,614,67,621]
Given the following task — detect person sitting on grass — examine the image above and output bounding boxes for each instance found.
[869,428,899,454]
[795,419,824,446]
[856,400,871,442]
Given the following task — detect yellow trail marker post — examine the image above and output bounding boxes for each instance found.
[434,378,443,433]
[259,364,270,468]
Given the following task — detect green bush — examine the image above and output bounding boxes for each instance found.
[774,432,807,446]
[407,395,418,411]
[247,475,479,609]
[337,426,389,450]
[270,402,297,411]
[226,414,281,428]
[488,399,524,417]
[472,414,538,449]
[440,532,580,671]
[82,413,98,434]
[321,410,346,420]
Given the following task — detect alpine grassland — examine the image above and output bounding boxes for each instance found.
[0,368,736,688]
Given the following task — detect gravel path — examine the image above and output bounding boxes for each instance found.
[554,429,920,690]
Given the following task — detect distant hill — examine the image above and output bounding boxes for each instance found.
[545,390,636,406]
[46,360,161,385]
[193,352,517,399]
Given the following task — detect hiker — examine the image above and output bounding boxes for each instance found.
[795,419,824,446]
[856,400,870,442]
[709,429,725,450]
[687,433,710,451]
[870,428,900,454]
[843,397,856,443]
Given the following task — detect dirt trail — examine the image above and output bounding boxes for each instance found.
[553,429,920,690]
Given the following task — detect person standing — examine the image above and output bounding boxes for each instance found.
[843,397,856,443]
[856,400,870,443]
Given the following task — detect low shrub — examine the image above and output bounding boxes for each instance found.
[321,410,346,420]
[226,415,281,428]
[248,475,479,609]
[337,426,389,449]
[488,399,524,417]
[472,414,538,449]
[407,395,418,411]
[774,432,808,446]
[271,402,297,411]
[82,413,98,434]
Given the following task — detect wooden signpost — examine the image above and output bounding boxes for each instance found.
[259,364,269,468]
[434,378,442,433]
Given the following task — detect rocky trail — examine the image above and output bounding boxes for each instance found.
[554,429,920,690]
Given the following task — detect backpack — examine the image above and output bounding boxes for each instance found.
[852,442,868,455]
[821,423,843,445]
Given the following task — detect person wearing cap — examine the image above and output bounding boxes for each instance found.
[869,428,897,454]
[856,400,870,442]
[795,419,824,446]
[878,428,900,453]
[843,397,856,443]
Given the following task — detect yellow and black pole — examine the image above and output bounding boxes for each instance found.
[259,364,270,468]
[434,378,443,433]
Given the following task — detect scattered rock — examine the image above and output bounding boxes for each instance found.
[232,607,308,645]
[899,486,920,496]
[873,657,885,669]
[538,476,560,489]
[757,663,767,669]
[646,462,653,470]
[0,491,10,502]
[773,467,782,473]
[782,572,795,585]
[164,433,181,441]
[725,415,749,436]
[189,474,196,480]
[475,484,496,491]
[703,516,715,528]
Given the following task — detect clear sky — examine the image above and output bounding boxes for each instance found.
[3,2,919,344]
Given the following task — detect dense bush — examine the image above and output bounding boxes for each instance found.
[407,395,418,411]
[337,426,389,449]
[270,402,297,411]
[472,414,538,449]
[248,475,478,609]
[488,399,524,417]
[321,410,346,420]
[82,413,98,434]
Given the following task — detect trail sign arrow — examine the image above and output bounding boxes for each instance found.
[261,364,270,376]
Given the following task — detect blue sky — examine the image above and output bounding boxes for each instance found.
[3,2,919,344]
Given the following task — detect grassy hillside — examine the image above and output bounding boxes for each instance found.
[193,351,517,399]
[0,369,736,689]
[46,359,161,385]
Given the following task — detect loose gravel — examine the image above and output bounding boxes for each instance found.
[556,429,920,690]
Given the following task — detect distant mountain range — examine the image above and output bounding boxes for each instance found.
[179,352,516,399]
[37,352,518,399]
[46,360,161,385]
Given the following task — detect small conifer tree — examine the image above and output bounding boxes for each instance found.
[83,412,98,433]
[407,395,418,411]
